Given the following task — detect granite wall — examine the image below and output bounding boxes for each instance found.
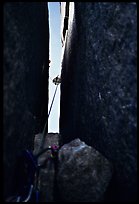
[4,2,49,198]
[60,2,137,201]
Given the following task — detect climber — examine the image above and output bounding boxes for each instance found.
[52,75,61,85]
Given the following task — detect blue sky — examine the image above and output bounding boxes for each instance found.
[48,2,61,133]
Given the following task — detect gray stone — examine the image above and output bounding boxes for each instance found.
[33,133,60,202]
[34,133,60,172]
[60,2,137,201]
[57,138,113,202]
[4,3,49,198]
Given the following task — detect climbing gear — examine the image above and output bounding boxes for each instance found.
[6,73,61,202]
[7,145,59,202]
[38,81,60,153]
[52,75,61,85]
[37,74,61,154]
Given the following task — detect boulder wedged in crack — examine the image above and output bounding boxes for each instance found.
[34,136,112,202]
[57,138,113,202]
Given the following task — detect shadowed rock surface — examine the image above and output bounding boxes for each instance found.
[60,2,137,201]
[4,3,49,198]
[34,136,112,202]
[34,133,60,202]
[57,138,113,202]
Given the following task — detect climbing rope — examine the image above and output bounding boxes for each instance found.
[6,145,59,202]
[38,84,59,152]
[6,75,61,202]
[38,75,61,154]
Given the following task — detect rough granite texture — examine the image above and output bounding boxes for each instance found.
[60,3,137,201]
[4,3,49,198]
[33,133,60,202]
[34,136,112,202]
[57,138,113,202]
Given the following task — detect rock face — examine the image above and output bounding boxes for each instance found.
[60,2,137,201]
[33,133,60,202]
[57,138,113,202]
[4,3,49,198]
